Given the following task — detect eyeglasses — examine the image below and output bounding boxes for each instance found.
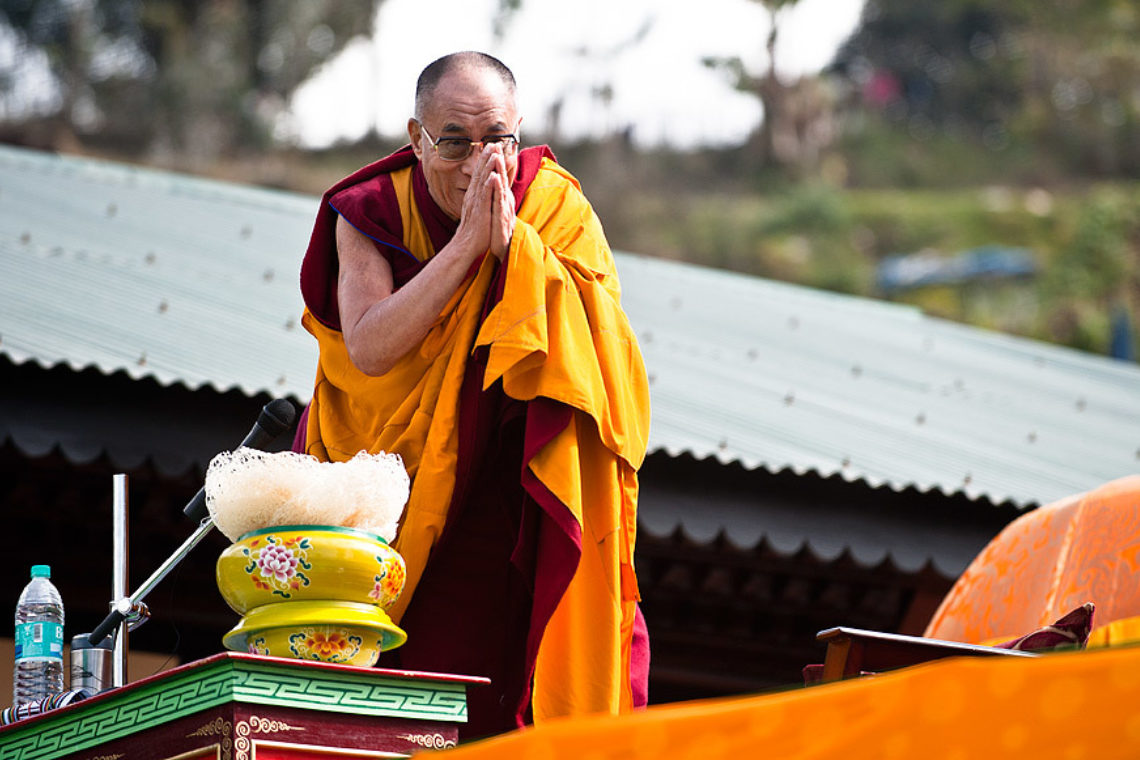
[418,123,520,161]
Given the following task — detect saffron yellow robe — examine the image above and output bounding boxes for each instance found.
[299,148,649,723]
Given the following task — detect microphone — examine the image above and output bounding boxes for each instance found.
[182,398,298,521]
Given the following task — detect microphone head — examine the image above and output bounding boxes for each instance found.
[259,398,298,437]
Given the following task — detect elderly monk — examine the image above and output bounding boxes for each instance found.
[295,51,650,738]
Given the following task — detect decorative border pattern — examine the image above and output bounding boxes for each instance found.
[398,732,457,750]
[0,658,468,760]
[0,666,234,760]
[187,716,232,739]
[186,717,233,760]
[250,740,411,760]
[233,715,304,760]
[233,664,469,721]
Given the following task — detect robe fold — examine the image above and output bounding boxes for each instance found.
[296,145,650,737]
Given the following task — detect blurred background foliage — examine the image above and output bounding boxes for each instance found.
[0,0,380,158]
[1,0,1138,358]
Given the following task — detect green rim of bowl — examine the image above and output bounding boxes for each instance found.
[235,524,389,545]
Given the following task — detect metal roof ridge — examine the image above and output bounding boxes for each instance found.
[0,143,316,211]
[3,353,305,401]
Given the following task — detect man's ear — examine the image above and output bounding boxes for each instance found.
[408,119,423,158]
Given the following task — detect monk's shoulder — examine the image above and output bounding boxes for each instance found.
[532,157,584,195]
[330,165,408,220]
[520,159,594,228]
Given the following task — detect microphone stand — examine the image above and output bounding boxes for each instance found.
[89,499,218,651]
[85,399,298,674]
[72,477,217,698]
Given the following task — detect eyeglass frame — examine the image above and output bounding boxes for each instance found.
[416,121,521,162]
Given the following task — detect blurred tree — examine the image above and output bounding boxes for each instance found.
[492,0,521,42]
[831,0,1026,137]
[753,0,802,168]
[1010,0,1140,177]
[831,0,1140,181]
[703,1,840,180]
[0,0,381,160]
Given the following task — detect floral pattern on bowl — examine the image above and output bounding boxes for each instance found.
[242,534,312,599]
[368,553,407,610]
[223,600,406,668]
[217,525,407,615]
[288,629,365,663]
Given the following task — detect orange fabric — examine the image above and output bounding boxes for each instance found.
[302,157,649,720]
[927,475,1140,645]
[1087,614,1140,647]
[435,646,1140,760]
[302,166,494,622]
[474,162,648,718]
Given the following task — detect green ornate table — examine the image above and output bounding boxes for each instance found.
[0,652,488,760]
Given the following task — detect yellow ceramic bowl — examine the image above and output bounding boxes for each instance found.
[222,600,407,667]
[216,525,406,615]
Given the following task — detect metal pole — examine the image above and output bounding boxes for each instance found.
[128,517,216,603]
[111,474,129,688]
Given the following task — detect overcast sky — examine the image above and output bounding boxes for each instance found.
[287,0,866,149]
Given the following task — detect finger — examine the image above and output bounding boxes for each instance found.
[476,142,501,181]
[474,143,495,177]
[492,167,511,214]
[469,145,501,204]
[485,172,504,257]
[488,172,515,259]
[485,170,502,205]
[482,169,506,217]
[480,154,506,211]
[469,154,491,197]
[488,145,507,178]
[462,151,496,217]
[499,176,516,236]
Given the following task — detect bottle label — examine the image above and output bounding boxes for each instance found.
[14,621,64,663]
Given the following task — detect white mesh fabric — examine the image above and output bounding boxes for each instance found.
[205,449,409,542]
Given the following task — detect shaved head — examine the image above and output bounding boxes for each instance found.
[414,51,517,120]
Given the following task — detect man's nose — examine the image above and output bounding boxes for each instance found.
[458,146,484,176]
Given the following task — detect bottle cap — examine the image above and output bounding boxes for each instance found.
[30,565,51,579]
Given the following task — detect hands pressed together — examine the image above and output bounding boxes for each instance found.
[454,142,516,262]
[336,141,520,376]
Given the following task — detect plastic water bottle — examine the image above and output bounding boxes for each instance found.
[13,565,65,709]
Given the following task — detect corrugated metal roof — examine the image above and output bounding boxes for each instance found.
[0,144,317,398]
[3,143,1138,508]
[620,254,1140,507]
